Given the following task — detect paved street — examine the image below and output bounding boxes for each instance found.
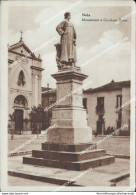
[8,133,47,154]
[8,133,130,156]
[8,155,130,187]
[8,176,57,186]
[93,136,130,156]
[8,175,130,187]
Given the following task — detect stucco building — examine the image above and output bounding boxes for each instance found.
[84,80,130,136]
[8,35,44,133]
[42,80,130,135]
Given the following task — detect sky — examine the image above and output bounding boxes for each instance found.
[8,1,132,89]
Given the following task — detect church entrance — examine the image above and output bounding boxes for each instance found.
[15,109,23,130]
[14,95,28,133]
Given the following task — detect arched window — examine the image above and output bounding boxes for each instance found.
[17,70,25,86]
[14,95,28,108]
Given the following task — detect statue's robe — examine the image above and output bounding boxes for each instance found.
[56,20,77,63]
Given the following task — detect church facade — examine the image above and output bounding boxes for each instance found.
[8,36,44,133]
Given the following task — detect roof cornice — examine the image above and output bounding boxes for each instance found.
[8,41,42,62]
[31,66,44,71]
[8,50,42,62]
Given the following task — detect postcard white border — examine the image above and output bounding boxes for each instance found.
[0,0,135,192]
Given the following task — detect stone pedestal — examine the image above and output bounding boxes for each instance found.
[23,66,115,172]
[47,66,92,144]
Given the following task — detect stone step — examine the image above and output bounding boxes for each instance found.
[32,149,106,162]
[42,142,97,152]
[8,170,81,186]
[23,155,115,171]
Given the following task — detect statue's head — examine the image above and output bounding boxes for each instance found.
[64,12,71,20]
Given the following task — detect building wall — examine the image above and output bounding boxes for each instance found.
[121,87,130,130]
[83,88,130,134]
[41,87,130,134]
[42,93,56,129]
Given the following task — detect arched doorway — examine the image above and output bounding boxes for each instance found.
[14,95,28,131]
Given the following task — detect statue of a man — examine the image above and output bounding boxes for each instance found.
[56,12,77,66]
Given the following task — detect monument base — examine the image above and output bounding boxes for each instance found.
[23,67,115,171]
[23,142,115,171]
[47,127,92,144]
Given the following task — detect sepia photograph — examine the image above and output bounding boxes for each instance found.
[0,0,135,192]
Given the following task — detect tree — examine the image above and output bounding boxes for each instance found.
[9,112,15,122]
[29,104,45,134]
[8,111,15,140]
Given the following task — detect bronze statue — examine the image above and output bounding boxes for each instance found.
[55,12,77,68]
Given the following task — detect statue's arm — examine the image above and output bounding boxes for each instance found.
[73,27,77,46]
[56,21,66,35]
[73,27,77,39]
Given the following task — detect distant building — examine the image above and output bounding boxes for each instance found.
[8,34,44,133]
[83,80,130,136]
[42,80,130,135]
[42,87,56,129]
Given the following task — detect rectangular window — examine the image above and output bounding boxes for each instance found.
[83,98,87,109]
[97,97,104,112]
[118,113,122,120]
[116,95,122,108]
[99,114,104,120]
